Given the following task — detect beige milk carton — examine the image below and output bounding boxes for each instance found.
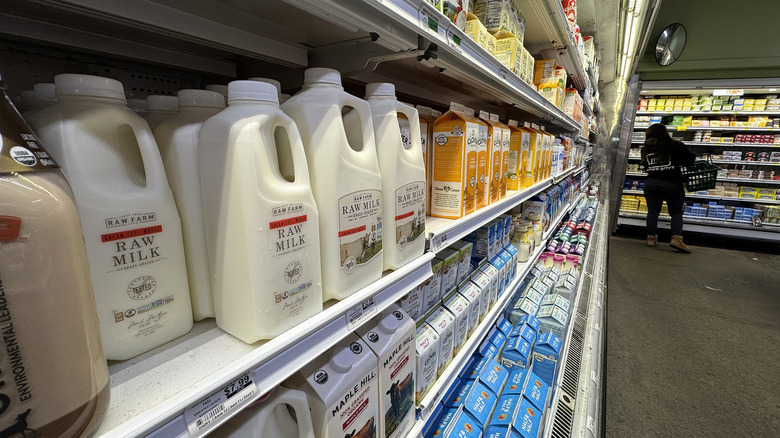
[442,290,471,355]
[473,108,490,209]
[526,122,544,185]
[356,305,416,438]
[506,119,528,191]
[417,105,440,215]
[540,126,554,179]
[426,306,456,377]
[287,334,379,438]
[431,103,481,219]
[415,322,440,403]
[493,115,511,199]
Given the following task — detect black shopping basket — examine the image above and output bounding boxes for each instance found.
[680,155,719,192]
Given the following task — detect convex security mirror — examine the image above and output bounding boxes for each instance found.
[655,23,687,66]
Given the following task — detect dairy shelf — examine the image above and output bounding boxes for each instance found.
[97,252,434,438]
[626,171,647,176]
[409,187,587,437]
[711,160,780,166]
[427,165,586,253]
[718,177,780,185]
[636,110,780,116]
[622,189,780,205]
[617,213,780,241]
[631,140,780,147]
[634,125,780,132]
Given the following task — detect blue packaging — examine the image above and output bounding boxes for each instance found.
[441,377,461,408]
[515,314,541,332]
[501,335,532,370]
[522,371,551,412]
[447,379,476,407]
[503,369,529,395]
[511,398,542,438]
[447,408,484,438]
[490,394,521,428]
[499,214,512,247]
[489,255,508,297]
[492,219,503,258]
[509,323,537,345]
[462,354,490,380]
[479,341,499,362]
[485,425,512,438]
[496,316,513,337]
[478,360,509,396]
[425,406,458,438]
[462,381,498,427]
[480,327,507,351]
[531,332,562,386]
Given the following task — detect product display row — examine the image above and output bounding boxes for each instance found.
[637,93,780,113]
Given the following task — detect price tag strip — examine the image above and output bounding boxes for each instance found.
[346,296,378,331]
[430,232,448,252]
[184,373,256,437]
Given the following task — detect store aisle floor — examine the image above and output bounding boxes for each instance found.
[606,232,780,437]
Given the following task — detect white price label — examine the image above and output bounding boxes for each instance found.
[419,8,440,37]
[185,373,256,437]
[346,296,378,331]
[447,28,463,53]
[431,233,448,252]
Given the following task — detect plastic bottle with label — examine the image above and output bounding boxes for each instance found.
[287,334,379,438]
[212,386,315,438]
[0,89,110,437]
[198,81,322,343]
[145,95,178,130]
[30,73,193,360]
[282,68,383,301]
[356,305,416,438]
[154,89,226,321]
[365,83,426,270]
[21,83,57,134]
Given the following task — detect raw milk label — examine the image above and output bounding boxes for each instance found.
[338,190,382,273]
[394,181,426,249]
[269,203,315,319]
[328,369,377,438]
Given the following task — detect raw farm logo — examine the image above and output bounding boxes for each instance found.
[105,212,157,228]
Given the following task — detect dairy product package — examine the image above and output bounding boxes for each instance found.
[145,94,178,130]
[450,240,474,284]
[489,255,508,299]
[438,248,461,295]
[425,406,458,438]
[478,360,509,396]
[415,323,441,402]
[458,280,484,329]
[0,89,110,437]
[426,306,456,376]
[443,291,472,355]
[496,316,513,337]
[479,262,500,307]
[536,304,569,339]
[426,259,445,314]
[503,369,530,395]
[490,394,521,429]
[282,68,383,301]
[446,379,476,408]
[416,105,439,215]
[460,381,498,427]
[356,305,416,438]
[492,115,511,200]
[446,407,485,437]
[501,335,533,370]
[522,371,550,412]
[287,334,378,438]
[512,397,542,438]
[475,111,490,210]
[499,250,515,283]
[32,73,193,359]
[506,120,530,190]
[531,332,562,386]
[461,354,491,381]
[399,282,425,320]
[431,103,482,219]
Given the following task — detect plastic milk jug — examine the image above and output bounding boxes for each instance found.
[198,81,322,343]
[282,68,383,301]
[153,89,225,320]
[356,305,416,438]
[287,334,379,438]
[212,386,315,438]
[145,95,178,130]
[31,74,193,360]
[0,91,110,437]
[21,82,56,118]
[365,83,426,270]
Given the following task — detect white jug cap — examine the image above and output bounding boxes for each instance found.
[204,84,228,97]
[55,74,126,101]
[147,95,178,111]
[329,346,353,373]
[248,77,282,93]
[127,98,148,113]
[378,311,400,335]
[177,89,226,109]
[228,81,278,104]
[365,82,395,98]
[304,68,342,86]
[33,83,57,103]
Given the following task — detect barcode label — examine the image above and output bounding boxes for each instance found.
[346,296,378,331]
[184,373,256,437]
[431,233,447,251]
[195,404,224,428]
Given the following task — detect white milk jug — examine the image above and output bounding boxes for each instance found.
[198,81,322,343]
[365,83,426,271]
[145,95,178,130]
[153,89,226,321]
[282,68,383,301]
[287,334,379,438]
[356,305,416,438]
[212,386,315,438]
[30,73,193,360]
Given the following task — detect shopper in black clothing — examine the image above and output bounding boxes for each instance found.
[640,123,696,253]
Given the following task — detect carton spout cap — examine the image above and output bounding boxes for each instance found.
[329,346,354,373]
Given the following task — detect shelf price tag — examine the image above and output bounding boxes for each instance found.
[676,126,687,131]
[184,373,256,437]
[446,28,463,53]
[346,296,378,331]
[430,232,448,252]
[418,7,441,39]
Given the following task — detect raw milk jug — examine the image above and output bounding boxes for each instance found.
[212,386,315,438]
[198,81,322,343]
[356,305,416,438]
[145,95,178,130]
[282,68,383,301]
[153,89,225,320]
[287,334,379,438]
[366,83,426,270]
[31,73,193,360]
[0,90,110,437]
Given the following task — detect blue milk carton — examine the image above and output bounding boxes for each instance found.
[441,377,461,408]
[501,335,532,370]
[461,354,491,380]
[511,398,542,438]
[477,360,509,396]
[490,219,503,258]
[515,314,540,333]
[480,327,507,352]
[446,408,484,438]
[447,379,476,407]
[462,381,498,428]
[479,342,499,363]
[489,255,507,298]
[496,316,513,337]
[522,371,551,412]
[426,406,458,438]
[531,332,562,387]
[499,250,514,283]
[502,369,529,395]
[489,394,521,429]
[485,425,512,438]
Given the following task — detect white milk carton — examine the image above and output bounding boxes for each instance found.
[32,74,193,360]
[356,305,416,438]
[287,334,379,438]
[438,248,461,295]
[212,386,315,438]
[459,278,486,326]
[154,89,225,320]
[443,290,471,355]
[416,323,441,402]
[366,83,426,270]
[282,68,383,301]
[426,306,456,377]
[198,81,322,343]
[450,240,474,284]
[399,282,425,321]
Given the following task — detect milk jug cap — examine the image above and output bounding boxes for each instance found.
[378,311,400,334]
[365,82,395,98]
[127,98,148,113]
[33,83,57,103]
[177,89,226,109]
[227,81,278,104]
[248,77,282,93]
[304,68,342,86]
[329,346,354,373]
[205,84,229,97]
[55,74,126,101]
[147,95,178,111]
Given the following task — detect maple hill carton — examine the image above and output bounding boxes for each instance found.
[432,103,482,219]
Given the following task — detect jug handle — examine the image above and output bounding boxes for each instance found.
[274,387,316,438]
[129,121,167,190]
[395,101,423,162]
[340,92,377,156]
[272,112,312,187]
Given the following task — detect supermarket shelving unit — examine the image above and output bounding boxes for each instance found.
[0,1,604,437]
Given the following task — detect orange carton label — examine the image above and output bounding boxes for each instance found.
[432,111,480,219]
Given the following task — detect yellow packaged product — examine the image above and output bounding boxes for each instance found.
[538,79,564,108]
[493,114,511,199]
[464,13,491,52]
[539,126,554,180]
[533,59,557,85]
[493,30,523,75]
[525,123,544,185]
[467,107,490,210]
[506,119,530,190]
